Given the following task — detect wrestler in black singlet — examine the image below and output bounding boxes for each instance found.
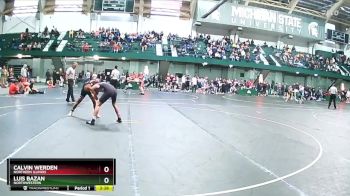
[98,82,118,104]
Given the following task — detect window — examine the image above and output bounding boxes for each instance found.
[55,0,83,12]
[150,0,182,17]
[13,0,38,14]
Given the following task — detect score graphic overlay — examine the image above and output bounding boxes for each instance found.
[7,159,115,191]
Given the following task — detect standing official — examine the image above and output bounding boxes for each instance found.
[110,65,120,89]
[20,64,28,81]
[328,84,337,109]
[66,62,78,103]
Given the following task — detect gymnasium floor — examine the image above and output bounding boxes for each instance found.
[0,87,349,196]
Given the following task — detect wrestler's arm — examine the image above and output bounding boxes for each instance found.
[87,84,100,100]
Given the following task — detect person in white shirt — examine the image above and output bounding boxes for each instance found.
[191,76,197,93]
[181,75,186,90]
[110,65,120,89]
[85,70,91,81]
[66,62,78,102]
[20,64,28,81]
[328,84,337,109]
[346,89,350,103]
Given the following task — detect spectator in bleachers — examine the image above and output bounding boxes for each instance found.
[113,42,122,53]
[77,29,85,39]
[82,42,90,52]
[50,27,60,37]
[275,44,344,73]
[43,26,49,37]
[69,30,74,39]
[32,42,38,50]
[141,38,148,52]
[20,28,31,40]
[37,42,42,50]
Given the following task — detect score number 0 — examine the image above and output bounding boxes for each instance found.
[104,166,110,184]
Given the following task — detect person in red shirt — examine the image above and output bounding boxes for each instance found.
[82,42,90,52]
[9,81,19,95]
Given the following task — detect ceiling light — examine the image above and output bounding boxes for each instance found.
[93,55,99,60]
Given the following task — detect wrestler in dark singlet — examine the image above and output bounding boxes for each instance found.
[68,78,98,116]
[86,82,122,125]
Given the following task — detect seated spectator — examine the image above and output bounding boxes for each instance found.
[77,29,85,39]
[113,42,122,53]
[250,39,255,46]
[22,81,31,94]
[263,42,268,48]
[9,81,19,95]
[32,42,38,50]
[47,79,54,88]
[82,42,90,52]
[37,42,42,49]
[141,38,148,52]
[43,26,49,37]
[93,30,100,39]
[29,79,45,94]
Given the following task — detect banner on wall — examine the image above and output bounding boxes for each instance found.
[196,1,325,40]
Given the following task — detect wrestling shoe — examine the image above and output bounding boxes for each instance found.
[68,111,73,116]
[117,118,122,123]
[86,119,95,125]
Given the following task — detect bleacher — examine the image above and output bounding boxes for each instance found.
[0,33,49,52]
[263,46,350,77]
[0,32,349,81]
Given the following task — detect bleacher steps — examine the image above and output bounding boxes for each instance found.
[340,65,350,76]
[56,40,68,52]
[57,32,66,41]
[269,55,281,67]
[259,54,269,65]
[43,40,54,52]
[156,44,163,56]
[170,45,178,57]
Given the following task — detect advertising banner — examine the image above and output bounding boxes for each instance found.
[197,1,325,40]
